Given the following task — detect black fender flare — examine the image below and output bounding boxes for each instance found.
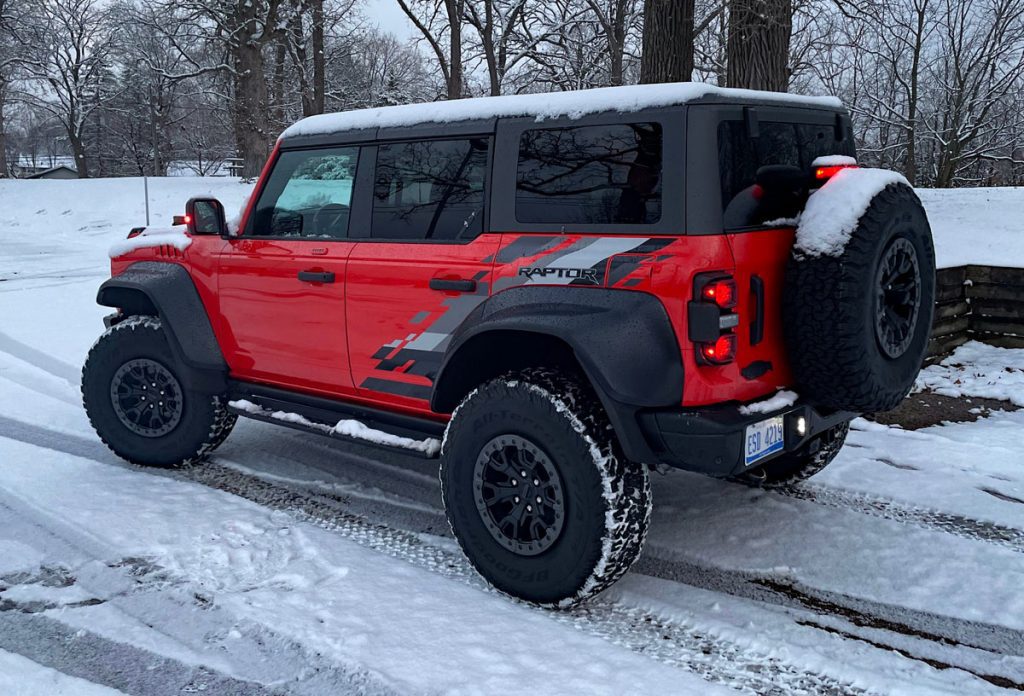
[432,287,684,461]
[97,262,227,390]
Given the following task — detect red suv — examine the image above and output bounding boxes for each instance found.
[83,84,935,606]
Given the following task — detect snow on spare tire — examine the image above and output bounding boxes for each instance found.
[784,167,936,413]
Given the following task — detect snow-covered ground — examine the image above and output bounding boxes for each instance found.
[1,177,1024,694]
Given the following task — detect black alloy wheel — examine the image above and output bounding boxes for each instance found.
[109,358,183,437]
[473,434,566,556]
[874,236,921,359]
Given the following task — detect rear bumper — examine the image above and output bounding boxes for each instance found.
[634,400,854,477]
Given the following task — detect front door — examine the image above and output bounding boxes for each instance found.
[345,137,498,414]
[216,146,362,396]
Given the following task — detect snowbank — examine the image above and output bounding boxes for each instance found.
[281,83,842,139]
[916,187,1024,268]
[0,176,1020,271]
[915,341,1024,406]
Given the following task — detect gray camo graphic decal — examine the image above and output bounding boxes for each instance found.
[361,236,657,398]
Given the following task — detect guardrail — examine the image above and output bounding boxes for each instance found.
[929,265,1024,359]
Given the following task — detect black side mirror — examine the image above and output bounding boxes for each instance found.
[176,197,227,236]
[755,164,807,193]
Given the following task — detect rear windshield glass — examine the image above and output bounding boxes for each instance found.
[515,123,662,225]
[718,120,855,229]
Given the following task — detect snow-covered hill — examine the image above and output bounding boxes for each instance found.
[0,177,1019,268]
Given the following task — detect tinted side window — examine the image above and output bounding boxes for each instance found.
[251,147,358,238]
[371,138,488,240]
[718,120,855,229]
[516,123,662,225]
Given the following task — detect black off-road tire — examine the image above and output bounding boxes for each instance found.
[82,316,236,468]
[733,422,849,489]
[784,183,935,412]
[440,368,651,608]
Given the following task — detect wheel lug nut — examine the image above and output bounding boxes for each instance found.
[536,496,542,503]
[526,505,533,512]
[533,479,539,486]
[514,496,520,504]
[521,470,527,477]
[511,479,517,486]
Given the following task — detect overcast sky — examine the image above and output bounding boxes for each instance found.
[362,0,417,40]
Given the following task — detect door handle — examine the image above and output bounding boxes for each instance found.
[429,278,476,293]
[297,270,336,284]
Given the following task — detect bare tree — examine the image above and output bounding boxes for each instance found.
[397,0,466,98]
[16,0,114,177]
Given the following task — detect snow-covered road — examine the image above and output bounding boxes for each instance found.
[2,177,1024,695]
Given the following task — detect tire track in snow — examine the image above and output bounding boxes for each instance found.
[187,461,873,696]
[0,329,81,385]
[778,483,1024,554]
[8,416,1024,693]
[0,417,872,696]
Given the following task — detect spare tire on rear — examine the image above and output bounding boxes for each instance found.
[783,180,935,413]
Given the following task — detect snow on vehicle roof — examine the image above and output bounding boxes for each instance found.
[280,83,843,140]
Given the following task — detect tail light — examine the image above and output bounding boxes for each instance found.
[689,272,739,366]
[700,278,737,309]
[700,334,737,365]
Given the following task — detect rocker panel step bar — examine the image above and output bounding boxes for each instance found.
[226,380,445,458]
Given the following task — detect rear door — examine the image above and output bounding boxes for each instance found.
[215,145,363,395]
[688,105,856,395]
[345,136,499,413]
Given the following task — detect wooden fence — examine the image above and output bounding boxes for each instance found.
[928,265,1024,360]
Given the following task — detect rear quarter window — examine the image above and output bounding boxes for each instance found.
[515,123,663,225]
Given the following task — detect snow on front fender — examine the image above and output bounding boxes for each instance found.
[794,168,912,258]
[108,227,193,258]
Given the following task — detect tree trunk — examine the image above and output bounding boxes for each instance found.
[272,35,287,124]
[69,129,89,178]
[233,40,272,178]
[312,0,325,113]
[446,0,463,99]
[640,0,695,84]
[725,0,792,92]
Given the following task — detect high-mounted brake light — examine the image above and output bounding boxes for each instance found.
[700,334,737,365]
[701,278,737,309]
[814,164,858,181]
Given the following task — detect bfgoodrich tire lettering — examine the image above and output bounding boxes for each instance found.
[784,183,936,412]
[82,316,236,468]
[440,368,651,607]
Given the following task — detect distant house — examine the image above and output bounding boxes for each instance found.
[26,165,79,180]
[12,156,78,178]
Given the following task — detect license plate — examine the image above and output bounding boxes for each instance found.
[744,416,785,467]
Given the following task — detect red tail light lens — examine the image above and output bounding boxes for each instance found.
[701,278,737,309]
[700,334,737,365]
[814,164,858,181]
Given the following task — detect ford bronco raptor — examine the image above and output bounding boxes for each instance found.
[83,83,935,607]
